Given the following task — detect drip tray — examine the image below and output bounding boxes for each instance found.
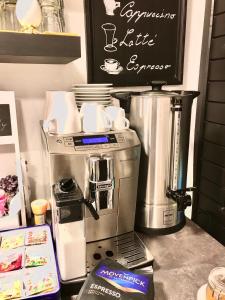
[61,232,153,285]
[87,231,153,272]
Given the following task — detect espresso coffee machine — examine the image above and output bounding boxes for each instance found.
[113,83,200,234]
[41,127,153,282]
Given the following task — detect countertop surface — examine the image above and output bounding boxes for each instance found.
[139,219,225,300]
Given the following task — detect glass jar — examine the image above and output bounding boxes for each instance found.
[0,0,20,31]
[39,0,64,32]
[207,267,225,300]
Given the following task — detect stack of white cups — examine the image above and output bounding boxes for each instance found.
[43,91,81,134]
[43,91,129,134]
[80,103,129,133]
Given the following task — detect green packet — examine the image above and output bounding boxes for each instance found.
[25,254,48,268]
[77,259,154,300]
[25,245,49,268]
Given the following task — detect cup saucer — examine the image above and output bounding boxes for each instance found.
[100,65,123,75]
[197,284,207,300]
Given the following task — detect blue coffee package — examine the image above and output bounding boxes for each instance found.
[77,259,154,300]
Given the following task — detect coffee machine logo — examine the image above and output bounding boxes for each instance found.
[95,182,114,191]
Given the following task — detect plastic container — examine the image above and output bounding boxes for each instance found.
[56,221,86,281]
[0,225,60,299]
[31,199,48,225]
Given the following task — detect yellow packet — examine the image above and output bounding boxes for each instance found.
[1,235,24,250]
[0,280,22,300]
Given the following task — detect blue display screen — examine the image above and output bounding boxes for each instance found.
[82,137,109,144]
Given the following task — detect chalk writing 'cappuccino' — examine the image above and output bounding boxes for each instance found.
[120,1,177,23]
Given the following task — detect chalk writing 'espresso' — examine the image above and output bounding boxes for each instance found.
[127,54,172,74]
[120,1,177,23]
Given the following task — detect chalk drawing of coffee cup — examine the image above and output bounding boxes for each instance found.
[102,23,118,52]
[0,119,7,132]
[100,58,123,75]
[103,0,120,16]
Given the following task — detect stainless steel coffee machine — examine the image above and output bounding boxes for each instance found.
[113,82,200,234]
[41,128,153,282]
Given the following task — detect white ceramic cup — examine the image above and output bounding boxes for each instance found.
[80,103,112,133]
[43,91,81,134]
[105,106,130,130]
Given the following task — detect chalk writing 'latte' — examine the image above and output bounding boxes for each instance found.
[119,29,157,47]
[120,1,177,23]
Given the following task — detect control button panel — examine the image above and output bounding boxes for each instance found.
[63,137,74,147]
[73,134,121,151]
[74,143,119,151]
[115,133,126,144]
[56,134,126,151]
[64,141,74,147]
[64,137,73,142]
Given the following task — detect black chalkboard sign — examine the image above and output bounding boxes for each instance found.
[85,0,187,86]
[0,104,12,136]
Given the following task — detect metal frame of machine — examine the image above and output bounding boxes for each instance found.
[41,127,153,283]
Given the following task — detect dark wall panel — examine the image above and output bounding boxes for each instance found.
[213,14,225,37]
[214,0,225,15]
[196,210,212,232]
[196,209,225,244]
[210,36,225,59]
[202,141,225,168]
[206,102,225,124]
[209,60,225,81]
[199,178,225,206]
[198,194,225,225]
[210,220,225,244]
[201,160,225,187]
[207,82,225,102]
[196,1,225,246]
[204,121,225,146]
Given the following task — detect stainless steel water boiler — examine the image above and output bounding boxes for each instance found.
[113,82,200,234]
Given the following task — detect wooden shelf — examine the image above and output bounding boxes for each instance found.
[0,31,81,64]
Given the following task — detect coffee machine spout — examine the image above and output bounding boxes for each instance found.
[89,155,114,212]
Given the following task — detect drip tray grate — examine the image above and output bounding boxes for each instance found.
[86,231,153,272]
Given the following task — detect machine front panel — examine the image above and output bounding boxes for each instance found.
[44,129,141,243]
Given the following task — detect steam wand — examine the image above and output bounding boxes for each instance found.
[82,198,99,220]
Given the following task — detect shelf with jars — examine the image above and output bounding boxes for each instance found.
[0,0,81,64]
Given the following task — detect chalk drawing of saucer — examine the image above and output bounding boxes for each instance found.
[100,65,123,75]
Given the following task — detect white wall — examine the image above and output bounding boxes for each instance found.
[0,0,206,205]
